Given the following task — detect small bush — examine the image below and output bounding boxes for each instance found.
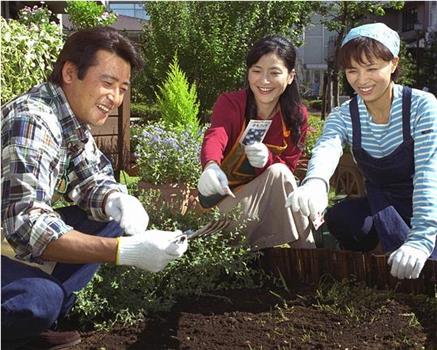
[156,55,200,135]
[130,103,161,123]
[308,99,322,111]
[65,0,117,30]
[1,5,64,104]
[304,114,324,158]
[301,98,310,108]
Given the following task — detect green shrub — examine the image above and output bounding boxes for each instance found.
[308,99,322,111]
[71,194,267,329]
[135,121,205,187]
[65,0,117,30]
[304,114,324,158]
[130,102,161,123]
[0,5,64,104]
[156,55,200,135]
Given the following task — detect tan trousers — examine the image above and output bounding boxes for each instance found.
[218,163,315,250]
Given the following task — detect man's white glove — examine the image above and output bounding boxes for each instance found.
[198,162,232,197]
[244,142,269,168]
[117,230,188,272]
[285,179,328,222]
[105,192,149,236]
[388,244,429,279]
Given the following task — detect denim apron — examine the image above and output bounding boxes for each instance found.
[329,86,436,258]
[199,112,290,209]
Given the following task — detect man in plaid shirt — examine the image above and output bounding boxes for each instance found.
[1,27,187,349]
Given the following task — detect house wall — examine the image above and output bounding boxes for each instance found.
[298,14,336,97]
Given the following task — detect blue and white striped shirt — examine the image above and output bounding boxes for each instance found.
[306,84,437,256]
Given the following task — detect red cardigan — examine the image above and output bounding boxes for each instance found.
[201,89,308,175]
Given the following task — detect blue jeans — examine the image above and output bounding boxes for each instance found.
[1,206,123,347]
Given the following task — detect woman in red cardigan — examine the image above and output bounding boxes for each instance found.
[198,35,315,250]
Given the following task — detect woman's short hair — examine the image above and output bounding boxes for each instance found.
[338,37,399,81]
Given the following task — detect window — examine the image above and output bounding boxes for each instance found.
[109,2,148,19]
[402,7,418,32]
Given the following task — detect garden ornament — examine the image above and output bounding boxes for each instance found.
[341,22,400,57]
[116,229,188,273]
[244,142,269,168]
[388,244,429,279]
[198,162,235,198]
[104,191,149,235]
[285,178,328,223]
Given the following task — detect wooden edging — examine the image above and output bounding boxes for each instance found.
[261,248,437,296]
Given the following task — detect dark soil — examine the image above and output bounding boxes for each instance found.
[65,284,436,350]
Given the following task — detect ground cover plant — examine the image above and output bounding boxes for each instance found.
[67,186,267,331]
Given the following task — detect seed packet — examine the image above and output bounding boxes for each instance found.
[240,120,272,145]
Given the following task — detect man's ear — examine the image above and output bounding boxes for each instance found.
[61,61,78,85]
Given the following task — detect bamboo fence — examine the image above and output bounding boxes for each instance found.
[261,248,437,296]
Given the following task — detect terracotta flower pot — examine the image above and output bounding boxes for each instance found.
[138,181,202,215]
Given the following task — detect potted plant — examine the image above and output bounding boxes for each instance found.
[134,55,204,214]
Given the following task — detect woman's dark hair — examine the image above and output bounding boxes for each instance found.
[338,37,399,81]
[245,35,303,145]
[48,27,144,85]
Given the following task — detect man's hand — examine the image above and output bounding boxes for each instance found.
[244,142,269,168]
[105,192,149,235]
[388,244,429,279]
[117,230,188,272]
[198,162,234,197]
[285,179,328,222]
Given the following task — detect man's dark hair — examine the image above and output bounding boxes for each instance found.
[48,27,143,85]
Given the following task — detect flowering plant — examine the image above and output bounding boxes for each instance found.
[18,4,55,26]
[135,121,206,187]
[66,0,117,30]
[1,4,63,104]
[303,114,324,158]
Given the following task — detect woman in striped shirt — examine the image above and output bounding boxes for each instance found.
[286,23,437,280]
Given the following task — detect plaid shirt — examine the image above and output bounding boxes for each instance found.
[1,82,125,262]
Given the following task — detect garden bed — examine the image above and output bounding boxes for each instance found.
[65,280,436,349]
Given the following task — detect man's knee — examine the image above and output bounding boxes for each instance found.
[2,278,65,338]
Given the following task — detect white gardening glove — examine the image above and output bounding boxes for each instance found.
[105,192,149,236]
[244,142,269,168]
[117,229,188,272]
[198,162,234,197]
[285,179,328,222]
[387,244,429,279]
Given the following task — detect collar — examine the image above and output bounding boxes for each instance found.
[46,82,89,147]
